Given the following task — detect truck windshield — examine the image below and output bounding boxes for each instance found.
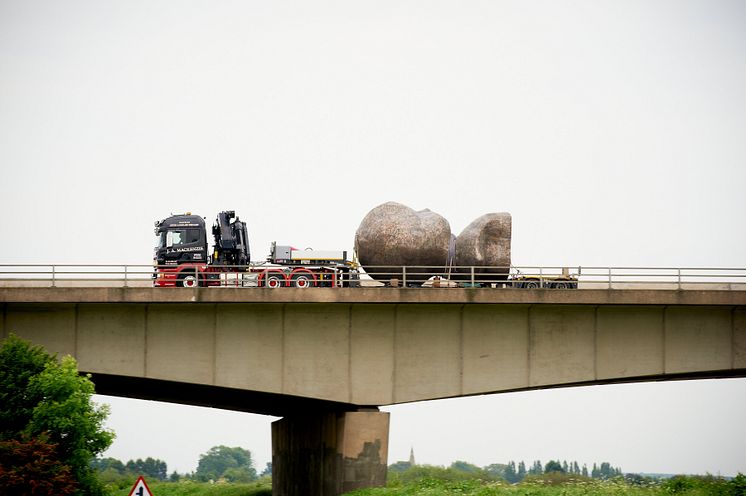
[156,229,201,248]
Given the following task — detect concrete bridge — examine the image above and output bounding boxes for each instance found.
[2,287,745,495]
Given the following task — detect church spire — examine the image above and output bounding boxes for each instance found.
[408,446,415,466]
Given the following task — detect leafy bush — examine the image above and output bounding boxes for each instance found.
[0,438,77,496]
[661,475,734,495]
[388,463,499,486]
[729,474,746,496]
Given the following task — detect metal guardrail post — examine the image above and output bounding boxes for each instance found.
[471,266,475,286]
[51,265,56,288]
[608,267,612,289]
[124,265,128,288]
[677,268,681,290]
[539,267,543,288]
[402,266,407,287]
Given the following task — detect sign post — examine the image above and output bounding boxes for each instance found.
[127,476,154,496]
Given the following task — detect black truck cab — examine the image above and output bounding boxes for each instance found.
[154,214,208,266]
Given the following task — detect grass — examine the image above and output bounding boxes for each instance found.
[102,472,745,496]
[108,479,271,496]
[343,472,745,496]
[346,479,650,496]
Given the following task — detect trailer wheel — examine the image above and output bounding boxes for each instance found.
[554,282,568,289]
[264,272,286,288]
[291,272,315,288]
[524,280,540,289]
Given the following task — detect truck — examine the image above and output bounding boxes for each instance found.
[153,210,578,289]
[153,211,357,288]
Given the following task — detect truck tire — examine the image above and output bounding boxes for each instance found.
[178,272,200,288]
[524,280,540,289]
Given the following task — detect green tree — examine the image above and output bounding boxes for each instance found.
[0,335,50,439]
[504,461,518,483]
[450,460,482,474]
[517,461,526,481]
[529,460,543,475]
[125,457,168,481]
[91,457,126,484]
[223,466,256,483]
[483,463,507,479]
[388,461,412,473]
[594,461,621,479]
[90,457,125,474]
[0,335,114,496]
[544,460,565,474]
[195,445,256,482]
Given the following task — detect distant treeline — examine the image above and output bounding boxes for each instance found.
[390,459,622,484]
[91,457,169,483]
[92,445,272,488]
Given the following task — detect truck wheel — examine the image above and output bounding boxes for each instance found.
[554,282,568,289]
[179,273,200,288]
[525,280,540,289]
[291,272,315,288]
[265,272,286,288]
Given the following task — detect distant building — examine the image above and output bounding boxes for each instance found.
[388,446,417,473]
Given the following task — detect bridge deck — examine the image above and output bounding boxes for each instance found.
[1,287,744,305]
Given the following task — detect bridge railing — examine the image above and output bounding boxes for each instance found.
[568,266,746,290]
[0,264,745,290]
[0,264,157,288]
[358,265,746,290]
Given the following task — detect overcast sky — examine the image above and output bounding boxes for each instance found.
[1,0,745,478]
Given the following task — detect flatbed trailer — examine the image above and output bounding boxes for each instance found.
[509,267,579,289]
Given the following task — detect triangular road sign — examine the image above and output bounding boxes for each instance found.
[127,476,154,496]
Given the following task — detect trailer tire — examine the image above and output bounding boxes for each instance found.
[554,282,568,289]
[291,272,315,288]
[524,280,540,289]
[264,272,286,289]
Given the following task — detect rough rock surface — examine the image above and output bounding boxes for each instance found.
[453,213,512,281]
[355,202,451,281]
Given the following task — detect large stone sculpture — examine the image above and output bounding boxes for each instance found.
[355,202,512,285]
[355,202,452,282]
[453,212,512,281]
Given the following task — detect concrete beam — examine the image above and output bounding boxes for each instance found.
[3,301,745,411]
[596,306,664,380]
[1,287,744,306]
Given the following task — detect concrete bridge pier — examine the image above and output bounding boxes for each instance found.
[271,410,390,496]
